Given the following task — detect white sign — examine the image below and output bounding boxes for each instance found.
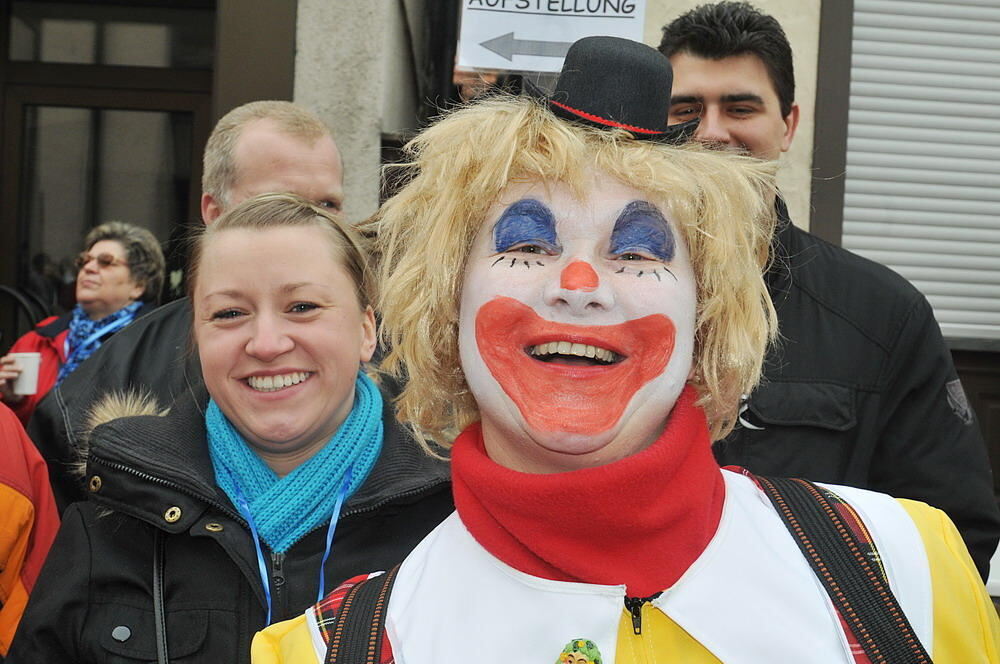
[458,0,647,73]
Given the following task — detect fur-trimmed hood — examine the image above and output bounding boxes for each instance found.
[74,390,167,477]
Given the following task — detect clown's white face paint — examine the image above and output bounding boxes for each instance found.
[458,171,697,473]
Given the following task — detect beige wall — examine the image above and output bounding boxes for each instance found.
[295,0,821,228]
[646,0,820,228]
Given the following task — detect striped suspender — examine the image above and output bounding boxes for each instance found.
[324,565,399,664]
[756,476,932,664]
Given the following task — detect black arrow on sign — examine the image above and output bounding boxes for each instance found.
[480,32,572,61]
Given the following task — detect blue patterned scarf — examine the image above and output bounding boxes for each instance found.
[57,301,142,384]
[207,371,384,553]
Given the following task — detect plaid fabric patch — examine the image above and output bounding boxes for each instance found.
[313,573,394,664]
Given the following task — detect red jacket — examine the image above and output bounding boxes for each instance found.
[5,315,69,427]
[0,403,59,655]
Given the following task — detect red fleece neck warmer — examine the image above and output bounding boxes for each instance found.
[451,385,725,597]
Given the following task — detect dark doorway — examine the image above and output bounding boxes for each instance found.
[0,0,214,343]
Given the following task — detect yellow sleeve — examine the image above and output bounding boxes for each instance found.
[251,613,320,664]
[899,499,1000,663]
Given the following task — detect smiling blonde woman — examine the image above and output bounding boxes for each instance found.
[7,194,453,664]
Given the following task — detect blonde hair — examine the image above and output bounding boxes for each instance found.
[372,95,778,449]
[202,101,333,209]
[187,192,372,308]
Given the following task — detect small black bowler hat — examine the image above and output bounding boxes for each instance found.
[525,35,698,143]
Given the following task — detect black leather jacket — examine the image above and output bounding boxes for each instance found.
[715,203,1000,580]
[8,384,452,663]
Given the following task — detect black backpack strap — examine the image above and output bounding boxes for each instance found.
[755,475,932,664]
[324,565,400,664]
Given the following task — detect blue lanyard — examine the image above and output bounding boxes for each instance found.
[63,315,132,361]
[230,465,354,626]
[233,486,274,625]
[317,465,353,603]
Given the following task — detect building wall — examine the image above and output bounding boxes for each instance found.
[294,0,822,228]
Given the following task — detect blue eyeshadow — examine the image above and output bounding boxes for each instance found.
[492,199,559,254]
[609,200,674,261]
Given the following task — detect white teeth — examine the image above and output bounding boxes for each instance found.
[529,342,618,363]
[247,372,310,392]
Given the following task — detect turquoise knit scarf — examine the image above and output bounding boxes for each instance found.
[207,370,383,553]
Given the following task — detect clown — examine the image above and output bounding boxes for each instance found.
[253,37,999,664]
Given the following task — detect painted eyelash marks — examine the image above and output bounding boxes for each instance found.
[615,265,678,281]
[610,200,675,263]
[492,199,560,254]
[491,255,546,269]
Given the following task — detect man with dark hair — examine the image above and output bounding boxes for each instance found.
[660,1,1000,579]
[660,1,797,162]
[28,101,345,510]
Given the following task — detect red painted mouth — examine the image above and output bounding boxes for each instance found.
[475,297,675,435]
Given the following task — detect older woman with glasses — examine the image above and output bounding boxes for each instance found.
[0,221,164,425]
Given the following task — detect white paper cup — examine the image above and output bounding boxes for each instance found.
[9,352,41,395]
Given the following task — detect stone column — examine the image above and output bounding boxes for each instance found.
[294,1,391,223]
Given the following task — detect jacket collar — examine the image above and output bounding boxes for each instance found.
[85,380,450,527]
[765,196,797,305]
[34,314,71,339]
[344,383,451,515]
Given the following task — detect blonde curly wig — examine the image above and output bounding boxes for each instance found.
[371,94,778,450]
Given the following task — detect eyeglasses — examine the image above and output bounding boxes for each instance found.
[75,252,127,270]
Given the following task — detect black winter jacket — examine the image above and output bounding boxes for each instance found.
[28,297,199,511]
[715,204,1000,579]
[8,384,452,663]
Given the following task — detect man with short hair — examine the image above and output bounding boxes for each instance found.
[200,101,344,220]
[28,101,346,509]
[660,1,1000,579]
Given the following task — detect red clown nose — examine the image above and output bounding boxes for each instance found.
[560,260,599,292]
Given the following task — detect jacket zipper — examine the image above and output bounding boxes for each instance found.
[95,450,447,521]
[623,592,663,635]
[270,552,286,619]
[624,596,645,635]
[89,454,246,524]
[623,594,665,664]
